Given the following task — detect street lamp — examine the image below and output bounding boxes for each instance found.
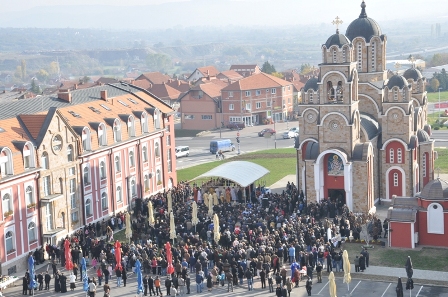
[439,87,442,122]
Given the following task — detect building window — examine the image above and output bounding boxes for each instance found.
[67,145,74,162]
[357,42,362,70]
[41,152,49,169]
[28,222,36,243]
[128,117,136,137]
[389,148,394,163]
[155,142,160,157]
[184,114,194,120]
[5,231,14,253]
[427,203,444,234]
[156,169,162,185]
[393,173,399,187]
[2,193,12,214]
[245,91,251,97]
[115,156,121,172]
[402,88,406,101]
[332,49,337,63]
[229,104,234,110]
[229,117,241,122]
[70,178,76,209]
[202,115,212,120]
[228,91,233,98]
[45,203,52,230]
[271,88,276,94]
[113,120,122,142]
[154,110,161,129]
[141,113,148,133]
[166,135,171,146]
[267,101,271,107]
[71,212,78,223]
[394,89,398,101]
[23,144,34,169]
[256,90,261,96]
[83,166,90,184]
[101,192,108,210]
[26,186,34,206]
[397,148,402,163]
[43,176,51,196]
[129,150,135,167]
[167,149,172,173]
[371,42,376,71]
[256,102,261,109]
[142,146,148,162]
[245,103,251,110]
[98,124,107,146]
[100,161,106,179]
[342,47,347,62]
[144,175,150,192]
[85,199,92,217]
[116,186,122,202]
[423,154,427,178]
[52,134,63,152]
[82,128,91,151]
[131,179,136,197]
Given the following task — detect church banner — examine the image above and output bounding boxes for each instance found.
[328,153,344,176]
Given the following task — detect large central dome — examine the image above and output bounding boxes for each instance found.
[346,1,382,42]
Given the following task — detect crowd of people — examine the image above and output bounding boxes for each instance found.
[22,179,387,296]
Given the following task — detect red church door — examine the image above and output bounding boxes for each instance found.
[388,169,403,199]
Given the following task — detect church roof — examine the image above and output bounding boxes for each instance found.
[324,30,351,48]
[360,113,380,140]
[345,1,382,42]
[352,143,370,161]
[417,129,431,143]
[305,142,319,160]
[403,67,423,81]
[385,75,409,89]
[419,178,448,200]
[303,77,319,92]
[387,208,417,223]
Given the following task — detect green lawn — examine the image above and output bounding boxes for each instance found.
[427,112,448,129]
[435,148,448,173]
[177,148,296,186]
[427,90,448,103]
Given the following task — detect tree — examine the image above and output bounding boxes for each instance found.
[79,76,91,84]
[261,61,276,74]
[300,63,313,74]
[49,61,59,76]
[146,53,172,72]
[36,69,49,83]
[270,72,284,79]
[430,78,440,92]
[21,59,26,80]
[30,79,40,93]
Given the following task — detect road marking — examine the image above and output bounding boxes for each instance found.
[416,285,423,297]
[350,280,361,294]
[381,283,391,297]
[317,281,329,294]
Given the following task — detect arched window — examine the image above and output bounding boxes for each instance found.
[327,81,334,102]
[389,148,395,163]
[26,186,34,206]
[142,146,148,162]
[41,151,49,169]
[128,116,136,137]
[371,42,376,71]
[397,148,402,163]
[113,119,122,142]
[144,174,150,192]
[336,81,343,102]
[129,150,135,167]
[5,231,14,253]
[141,113,148,133]
[357,42,362,70]
[28,222,36,243]
[332,49,337,63]
[101,192,108,210]
[156,169,162,185]
[393,89,398,101]
[82,128,91,151]
[402,88,406,101]
[83,166,90,184]
[131,179,136,197]
[167,149,172,173]
[155,142,160,157]
[23,144,35,169]
[342,47,347,62]
[99,161,106,179]
[115,156,121,172]
[393,173,399,187]
[116,186,122,202]
[422,153,427,178]
[98,123,107,146]
[308,91,313,103]
[2,193,12,214]
[427,203,444,234]
[85,199,92,217]
[154,110,161,129]
[67,145,74,162]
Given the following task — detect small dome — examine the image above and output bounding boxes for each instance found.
[346,1,382,42]
[420,178,448,200]
[325,29,351,48]
[416,129,430,143]
[386,75,408,89]
[403,67,423,81]
[303,77,319,92]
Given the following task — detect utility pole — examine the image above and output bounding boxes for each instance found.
[237,128,240,155]
[439,87,442,121]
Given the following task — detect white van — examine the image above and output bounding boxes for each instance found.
[175,146,190,158]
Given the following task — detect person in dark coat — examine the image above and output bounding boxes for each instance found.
[359,254,366,272]
[206,273,213,291]
[148,276,156,296]
[60,273,67,293]
[44,271,51,290]
[396,277,404,297]
[37,272,44,290]
[259,269,266,288]
[275,285,282,297]
[143,275,149,296]
[54,272,61,292]
[305,276,312,296]
[22,276,28,295]
[165,276,172,295]
[326,252,332,272]
[122,268,127,287]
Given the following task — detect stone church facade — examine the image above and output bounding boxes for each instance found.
[296,1,435,213]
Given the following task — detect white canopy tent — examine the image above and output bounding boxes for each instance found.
[191,161,270,187]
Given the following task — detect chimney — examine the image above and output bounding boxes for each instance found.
[58,90,72,103]
[74,84,78,90]
[206,70,209,75]
[100,90,107,101]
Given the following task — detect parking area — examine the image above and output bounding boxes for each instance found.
[312,278,448,297]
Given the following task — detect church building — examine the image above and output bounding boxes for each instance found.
[296,1,434,213]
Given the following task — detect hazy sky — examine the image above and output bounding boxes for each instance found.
[0,0,447,29]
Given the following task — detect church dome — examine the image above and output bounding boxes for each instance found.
[325,29,351,48]
[403,67,423,81]
[386,75,408,89]
[303,77,319,92]
[420,178,448,200]
[346,1,382,42]
[417,129,431,143]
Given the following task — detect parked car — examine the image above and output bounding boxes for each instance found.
[175,146,190,158]
[226,122,245,130]
[258,128,276,137]
[282,127,300,139]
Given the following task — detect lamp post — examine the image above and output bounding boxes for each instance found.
[439,87,442,121]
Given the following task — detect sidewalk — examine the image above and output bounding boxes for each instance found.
[353,265,448,282]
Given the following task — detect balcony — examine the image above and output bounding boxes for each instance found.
[40,193,64,203]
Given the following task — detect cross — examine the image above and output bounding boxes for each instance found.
[408,54,416,67]
[332,16,343,30]
[394,62,401,74]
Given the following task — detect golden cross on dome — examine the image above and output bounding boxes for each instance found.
[332,16,343,31]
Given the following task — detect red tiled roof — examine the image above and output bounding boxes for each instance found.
[191,82,224,99]
[17,114,47,138]
[136,72,171,84]
[196,66,219,77]
[217,70,244,81]
[150,83,181,100]
[222,72,292,91]
[132,79,152,90]
[166,79,190,93]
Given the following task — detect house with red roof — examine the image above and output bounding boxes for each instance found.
[229,64,261,77]
[135,72,171,88]
[187,66,220,82]
[217,70,244,83]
